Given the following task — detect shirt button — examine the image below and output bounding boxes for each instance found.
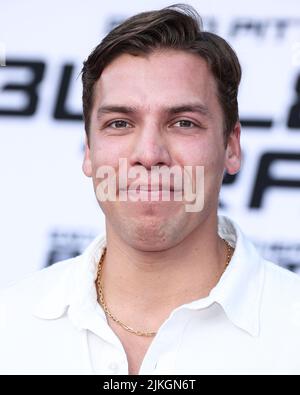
[108,362,119,373]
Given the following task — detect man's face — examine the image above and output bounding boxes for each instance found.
[83,49,241,251]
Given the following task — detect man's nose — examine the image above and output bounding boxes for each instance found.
[129,123,172,170]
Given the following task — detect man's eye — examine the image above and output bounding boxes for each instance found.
[108,120,131,128]
[174,120,196,128]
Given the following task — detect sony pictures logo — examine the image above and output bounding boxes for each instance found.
[45,231,95,267]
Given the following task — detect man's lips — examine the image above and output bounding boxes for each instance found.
[122,184,182,192]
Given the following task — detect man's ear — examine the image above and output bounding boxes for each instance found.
[224,122,242,175]
[82,137,93,177]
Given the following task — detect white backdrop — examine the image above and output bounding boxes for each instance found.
[0,0,300,289]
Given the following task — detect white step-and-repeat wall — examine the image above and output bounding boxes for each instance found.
[1,0,300,289]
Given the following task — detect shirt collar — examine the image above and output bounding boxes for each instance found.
[33,234,107,326]
[175,216,265,337]
[33,215,265,337]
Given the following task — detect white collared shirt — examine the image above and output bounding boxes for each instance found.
[1,215,300,375]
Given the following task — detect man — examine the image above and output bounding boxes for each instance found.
[1,4,300,375]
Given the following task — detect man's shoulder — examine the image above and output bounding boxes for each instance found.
[263,259,300,295]
[0,255,82,310]
[0,255,88,374]
[260,259,300,330]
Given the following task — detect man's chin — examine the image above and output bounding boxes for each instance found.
[116,195,185,212]
[114,212,187,252]
[122,233,175,252]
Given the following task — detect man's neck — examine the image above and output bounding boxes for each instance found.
[99,215,227,330]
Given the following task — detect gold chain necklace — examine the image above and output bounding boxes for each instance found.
[96,238,234,337]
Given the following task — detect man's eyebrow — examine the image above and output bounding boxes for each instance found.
[167,104,210,116]
[96,103,210,119]
[97,105,137,118]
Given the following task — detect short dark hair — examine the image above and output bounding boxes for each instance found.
[82,3,241,144]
